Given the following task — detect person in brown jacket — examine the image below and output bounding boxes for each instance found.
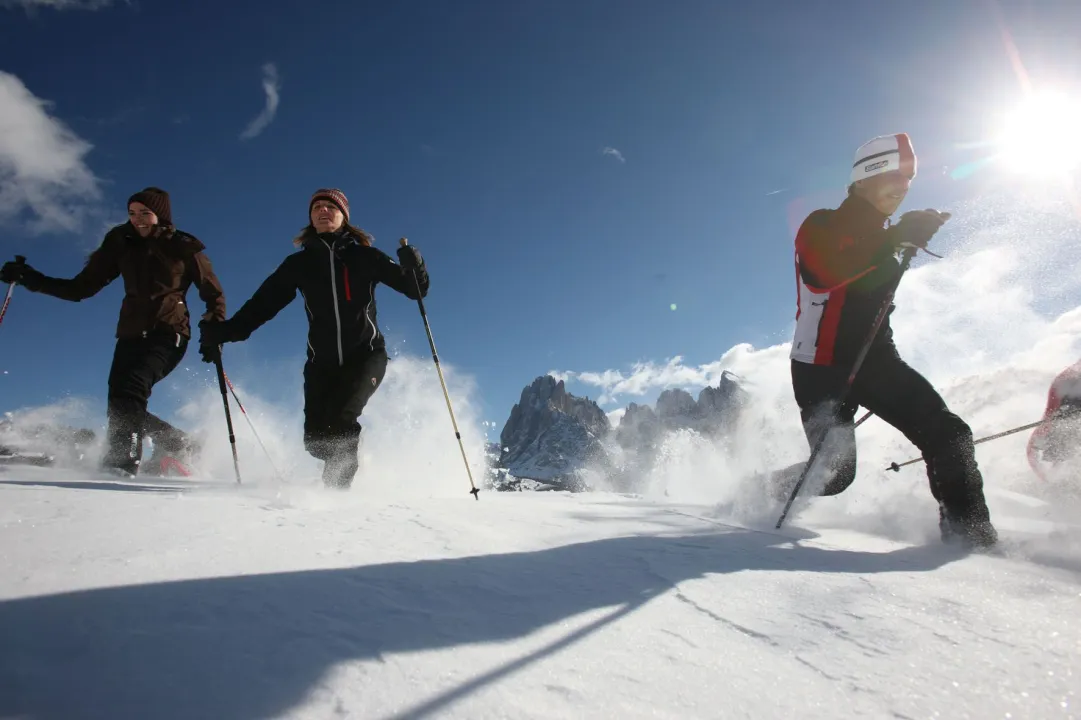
[0,187,227,477]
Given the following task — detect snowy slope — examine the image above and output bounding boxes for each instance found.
[1,471,1079,720]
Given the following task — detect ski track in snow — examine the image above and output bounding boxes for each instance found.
[0,466,1079,720]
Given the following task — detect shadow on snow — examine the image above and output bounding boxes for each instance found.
[0,528,962,720]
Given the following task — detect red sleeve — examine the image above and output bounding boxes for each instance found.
[795,211,894,291]
[1044,385,1062,419]
[1044,361,1081,418]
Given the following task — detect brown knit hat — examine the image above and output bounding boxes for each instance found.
[309,188,350,223]
[127,187,172,226]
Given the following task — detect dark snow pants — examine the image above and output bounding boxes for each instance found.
[102,330,188,474]
[787,341,992,525]
[303,348,389,487]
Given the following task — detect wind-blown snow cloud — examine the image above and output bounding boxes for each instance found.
[0,70,103,233]
[239,63,281,141]
[601,147,625,163]
[0,0,116,8]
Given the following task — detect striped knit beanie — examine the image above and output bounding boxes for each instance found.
[309,188,350,223]
[851,133,917,184]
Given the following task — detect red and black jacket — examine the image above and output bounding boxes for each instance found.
[790,193,901,367]
[224,228,429,366]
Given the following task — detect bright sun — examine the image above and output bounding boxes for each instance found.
[997,89,1081,178]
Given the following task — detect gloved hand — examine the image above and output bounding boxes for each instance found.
[198,319,233,361]
[890,209,951,250]
[199,342,221,364]
[0,259,44,290]
[397,244,423,269]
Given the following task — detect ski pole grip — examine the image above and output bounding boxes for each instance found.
[398,237,419,271]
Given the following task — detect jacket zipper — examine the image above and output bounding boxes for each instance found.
[142,241,154,336]
[323,239,344,366]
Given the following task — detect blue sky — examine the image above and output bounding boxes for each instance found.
[1,0,1079,430]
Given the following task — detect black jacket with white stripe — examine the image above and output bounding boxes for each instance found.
[222,228,429,365]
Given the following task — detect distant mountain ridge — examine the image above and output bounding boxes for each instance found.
[489,371,748,491]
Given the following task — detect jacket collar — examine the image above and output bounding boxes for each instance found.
[836,192,889,235]
[122,222,175,243]
[313,228,363,251]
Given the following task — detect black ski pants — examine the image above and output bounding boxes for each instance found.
[789,341,992,523]
[102,330,188,473]
[302,347,389,486]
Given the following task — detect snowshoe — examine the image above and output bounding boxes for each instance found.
[0,451,55,467]
[155,455,194,477]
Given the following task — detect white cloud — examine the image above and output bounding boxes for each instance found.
[239,63,281,141]
[0,71,103,233]
[554,350,762,406]
[1,0,117,9]
[601,146,625,163]
[546,370,575,384]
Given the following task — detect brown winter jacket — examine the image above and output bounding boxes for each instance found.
[31,223,226,340]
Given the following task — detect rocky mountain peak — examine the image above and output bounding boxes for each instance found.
[497,375,610,488]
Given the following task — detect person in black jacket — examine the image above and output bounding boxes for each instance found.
[199,188,429,489]
[775,133,996,549]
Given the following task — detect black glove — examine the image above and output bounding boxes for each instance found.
[199,342,221,364]
[0,260,43,290]
[890,209,951,250]
[198,319,233,358]
[397,245,423,269]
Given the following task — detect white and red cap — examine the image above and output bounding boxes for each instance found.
[851,133,917,184]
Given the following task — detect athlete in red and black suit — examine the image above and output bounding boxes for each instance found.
[778,132,997,548]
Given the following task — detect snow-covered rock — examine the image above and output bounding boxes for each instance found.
[492,372,750,492]
[497,375,609,490]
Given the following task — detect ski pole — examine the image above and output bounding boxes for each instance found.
[399,237,480,500]
[776,245,920,529]
[0,255,26,332]
[885,419,1043,472]
[221,370,286,483]
[212,352,242,484]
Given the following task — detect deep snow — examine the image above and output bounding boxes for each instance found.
[1,471,1079,720]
